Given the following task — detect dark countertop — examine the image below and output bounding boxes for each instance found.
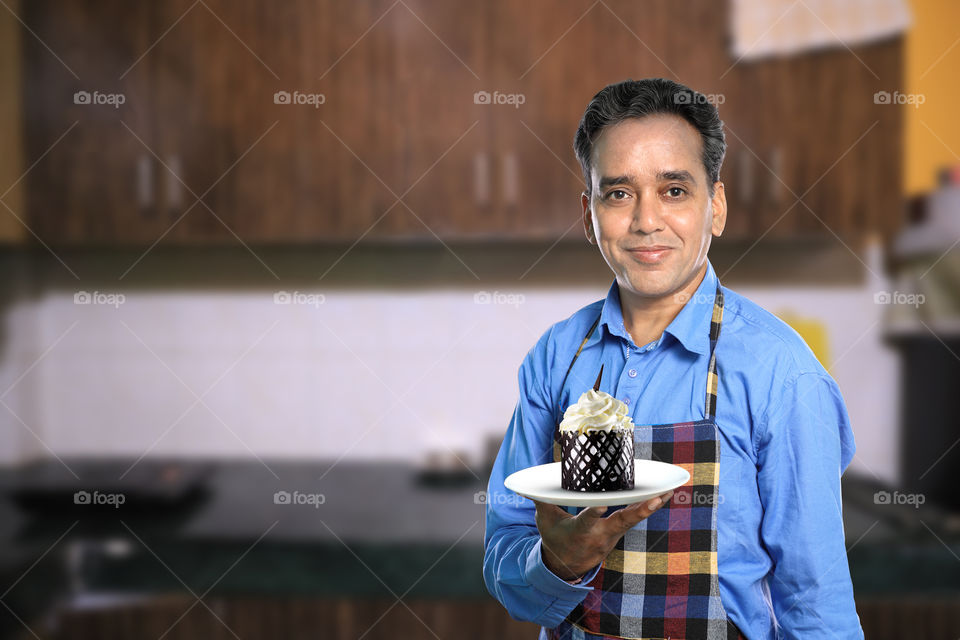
[0,457,491,640]
[2,458,488,545]
[1,459,959,607]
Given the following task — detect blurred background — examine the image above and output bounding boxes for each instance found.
[0,0,959,638]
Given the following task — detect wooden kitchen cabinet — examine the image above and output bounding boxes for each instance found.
[720,39,903,241]
[22,0,166,244]
[20,0,904,245]
[147,0,297,243]
[22,0,399,245]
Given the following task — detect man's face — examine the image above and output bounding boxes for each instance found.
[582,114,726,301]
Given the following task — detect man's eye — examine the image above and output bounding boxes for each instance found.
[666,187,686,198]
[605,189,628,200]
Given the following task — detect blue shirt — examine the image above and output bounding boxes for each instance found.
[482,259,863,639]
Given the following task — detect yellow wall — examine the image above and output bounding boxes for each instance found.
[904,0,960,195]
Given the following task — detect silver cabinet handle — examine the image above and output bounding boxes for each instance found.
[474,151,490,206]
[166,155,183,211]
[136,153,153,211]
[768,147,784,205]
[502,151,518,206]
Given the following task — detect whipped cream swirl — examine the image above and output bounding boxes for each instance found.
[558,388,635,433]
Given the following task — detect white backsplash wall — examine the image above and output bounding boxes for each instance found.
[0,277,900,485]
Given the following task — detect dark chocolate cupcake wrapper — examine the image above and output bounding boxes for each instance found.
[560,429,634,491]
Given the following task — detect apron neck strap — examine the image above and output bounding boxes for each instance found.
[555,280,726,424]
[704,281,724,420]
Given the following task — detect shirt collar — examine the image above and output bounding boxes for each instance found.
[596,260,718,356]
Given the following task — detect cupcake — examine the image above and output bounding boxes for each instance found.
[559,367,635,491]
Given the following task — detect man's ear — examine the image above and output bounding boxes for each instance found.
[710,181,727,237]
[582,191,596,244]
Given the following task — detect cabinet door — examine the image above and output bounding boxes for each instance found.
[147,0,413,244]
[316,0,491,242]
[723,38,902,241]
[778,40,902,241]
[23,0,161,244]
[146,0,285,244]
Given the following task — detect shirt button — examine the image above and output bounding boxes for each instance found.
[622,397,630,405]
[628,369,637,378]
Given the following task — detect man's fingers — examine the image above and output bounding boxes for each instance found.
[574,505,609,523]
[609,490,675,529]
[532,500,571,524]
[536,489,675,533]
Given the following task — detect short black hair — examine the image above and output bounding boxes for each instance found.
[574,78,726,197]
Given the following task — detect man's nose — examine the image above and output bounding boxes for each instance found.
[629,193,663,234]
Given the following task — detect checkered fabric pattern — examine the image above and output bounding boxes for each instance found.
[546,283,747,639]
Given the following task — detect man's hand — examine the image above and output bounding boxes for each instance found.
[533,490,674,581]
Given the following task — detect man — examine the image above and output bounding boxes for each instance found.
[482,78,863,639]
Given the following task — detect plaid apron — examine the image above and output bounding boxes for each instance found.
[546,282,747,640]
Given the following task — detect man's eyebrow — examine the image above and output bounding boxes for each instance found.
[658,169,696,184]
[596,175,633,190]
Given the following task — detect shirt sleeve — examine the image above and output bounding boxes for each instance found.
[756,371,864,639]
[482,339,601,628]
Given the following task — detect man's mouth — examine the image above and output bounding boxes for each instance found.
[626,247,673,263]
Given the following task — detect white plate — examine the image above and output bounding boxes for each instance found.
[504,459,690,507]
